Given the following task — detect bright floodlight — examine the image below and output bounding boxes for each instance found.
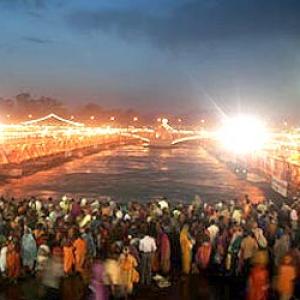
[217,115,269,154]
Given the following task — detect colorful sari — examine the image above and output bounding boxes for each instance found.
[119,253,139,294]
[180,225,193,274]
[196,241,212,270]
[161,232,171,274]
[6,242,21,280]
[73,238,87,274]
[247,265,269,300]
[63,245,75,275]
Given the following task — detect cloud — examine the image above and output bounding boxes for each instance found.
[66,0,300,49]
[22,36,52,44]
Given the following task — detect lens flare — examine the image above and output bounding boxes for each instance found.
[217,115,269,154]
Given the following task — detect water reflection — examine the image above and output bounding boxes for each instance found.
[0,145,267,202]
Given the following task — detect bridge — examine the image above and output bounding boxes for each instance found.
[121,118,207,147]
[0,114,205,177]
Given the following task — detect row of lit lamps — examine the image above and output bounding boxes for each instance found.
[4,114,206,124]
[4,114,119,121]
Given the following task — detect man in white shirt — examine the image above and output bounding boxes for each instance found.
[139,234,157,285]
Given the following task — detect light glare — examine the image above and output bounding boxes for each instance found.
[217,115,269,154]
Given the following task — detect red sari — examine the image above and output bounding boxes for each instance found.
[247,265,269,300]
[160,232,171,274]
[196,242,212,270]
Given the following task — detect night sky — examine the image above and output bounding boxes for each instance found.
[0,0,300,115]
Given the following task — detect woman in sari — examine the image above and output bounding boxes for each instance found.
[63,239,75,275]
[195,236,212,271]
[247,251,269,300]
[276,255,296,300]
[73,233,87,275]
[119,247,139,296]
[21,227,37,272]
[6,239,21,282]
[180,224,194,274]
[160,229,171,275]
[247,264,269,300]
[151,223,160,274]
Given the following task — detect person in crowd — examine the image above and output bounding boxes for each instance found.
[276,254,296,300]
[195,236,212,271]
[119,246,139,296]
[214,227,228,272]
[207,219,219,245]
[160,226,171,275]
[89,259,107,300]
[246,251,269,300]
[0,193,299,299]
[274,227,291,267]
[240,231,258,277]
[21,226,37,273]
[36,242,50,274]
[0,240,8,276]
[73,232,87,275]
[226,226,243,275]
[83,227,97,262]
[63,239,75,276]
[33,223,46,247]
[41,252,64,300]
[180,224,194,275]
[252,221,268,249]
[139,229,157,285]
[6,238,21,282]
[71,199,81,220]
[104,251,123,298]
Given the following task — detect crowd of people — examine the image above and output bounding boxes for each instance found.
[0,194,299,299]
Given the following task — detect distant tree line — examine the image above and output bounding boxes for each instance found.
[0,93,214,127]
[0,93,143,125]
[0,93,66,121]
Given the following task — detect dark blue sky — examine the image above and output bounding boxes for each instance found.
[0,0,300,115]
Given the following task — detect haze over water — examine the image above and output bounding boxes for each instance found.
[0,145,275,203]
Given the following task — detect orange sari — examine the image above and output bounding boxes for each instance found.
[6,242,21,280]
[63,245,75,275]
[119,253,139,294]
[180,226,193,274]
[73,238,86,274]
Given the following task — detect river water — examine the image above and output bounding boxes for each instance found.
[0,144,273,203]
